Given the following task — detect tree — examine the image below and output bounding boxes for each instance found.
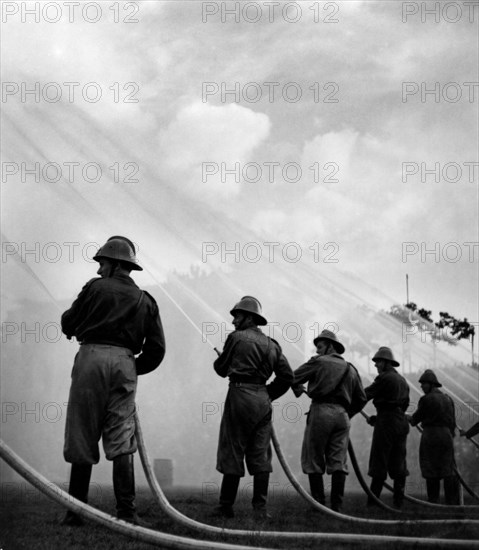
[437,312,476,366]
[405,302,449,342]
[388,304,476,366]
[388,302,457,358]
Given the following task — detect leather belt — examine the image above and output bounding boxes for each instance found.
[230,375,266,385]
[81,341,133,353]
[312,398,347,407]
[377,406,405,414]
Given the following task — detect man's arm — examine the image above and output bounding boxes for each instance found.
[409,396,425,427]
[266,346,294,401]
[293,357,318,385]
[61,278,98,338]
[213,333,238,378]
[446,394,457,435]
[135,307,166,375]
[290,357,318,398]
[364,374,383,402]
[348,365,368,417]
[400,381,410,412]
[363,375,383,425]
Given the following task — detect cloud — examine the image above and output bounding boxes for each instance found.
[1,1,477,322]
[157,101,271,198]
[245,122,477,296]
[301,129,358,183]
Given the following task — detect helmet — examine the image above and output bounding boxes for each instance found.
[418,369,442,387]
[230,296,267,326]
[93,237,142,271]
[372,347,400,367]
[107,235,137,253]
[313,329,345,355]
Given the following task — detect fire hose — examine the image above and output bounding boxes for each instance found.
[134,413,479,548]
[269,423,479,522]
[1,434,476,550]
[0,438,269,550]
[1,377,478,550]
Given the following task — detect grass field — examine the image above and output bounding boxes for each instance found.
[1,484,478,549]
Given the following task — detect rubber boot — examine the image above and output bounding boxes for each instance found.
[61,464,92,526]
[393,476,406,509]
[213,474,240,518]
[367,477,383,507]
[113,454,147,525]
[331,472,346,513]
[252,472,271,520]
[308,473,325,505]
[426,478,440,504]
[444,475,460,505]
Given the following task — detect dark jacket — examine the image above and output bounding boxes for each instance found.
[293,353,367,417]
[411,388,456,435]
[365,367,410,413]
[411,389,457,478]
[61,273,165,375]
[214,327,293,400]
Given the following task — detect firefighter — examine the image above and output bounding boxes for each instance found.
[365,347,409,508]
[61,236,165,526]
[409,369,460,504]
[213,296,293,519]
[292,330,367,513]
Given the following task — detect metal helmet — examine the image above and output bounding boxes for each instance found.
[107,235,137,253]
[230,296,267,326]
[93,237,142,271]
[372,346,400,367]
[313,329,345,355]
[418,369,442,387]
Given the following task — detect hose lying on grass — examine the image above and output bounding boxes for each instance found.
[349,439,478,514]
[1,421,479,550]
[270,424,479,524]
[135,414,479,549]
[0,438,269,550]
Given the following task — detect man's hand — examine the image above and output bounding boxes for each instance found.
[292,384,307,398]
[367,415,377,427]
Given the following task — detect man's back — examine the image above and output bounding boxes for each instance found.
[62,273,165,374]
[414,389,455,433]
[366,367,410,412]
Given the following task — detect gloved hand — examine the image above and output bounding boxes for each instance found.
[367,415,377,427]
[292,384,307,398]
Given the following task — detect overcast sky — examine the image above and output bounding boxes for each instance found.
[2,0,478,321]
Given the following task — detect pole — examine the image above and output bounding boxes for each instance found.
[406,273,409,305]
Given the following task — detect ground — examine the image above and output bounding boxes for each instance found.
[0,484,478,549]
